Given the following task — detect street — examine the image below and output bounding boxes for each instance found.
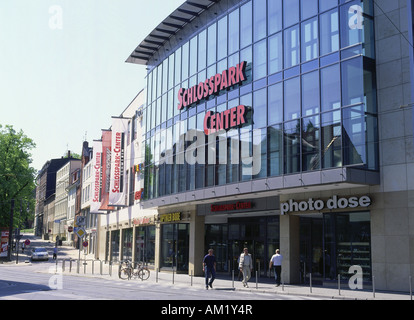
[0,262,323,301]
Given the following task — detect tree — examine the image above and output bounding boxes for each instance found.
[0,125,36,229]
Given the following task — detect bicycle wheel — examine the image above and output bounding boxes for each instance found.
[138,267,150,281]
[119,267,131,280]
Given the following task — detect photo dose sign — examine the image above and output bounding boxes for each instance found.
[281,195,372,215]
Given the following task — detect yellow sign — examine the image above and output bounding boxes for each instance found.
[160,212,181,223]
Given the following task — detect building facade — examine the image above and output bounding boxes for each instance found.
[123,0,414,291]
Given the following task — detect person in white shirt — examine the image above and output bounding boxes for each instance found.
[239,248,253,287]
[269,249,283,286]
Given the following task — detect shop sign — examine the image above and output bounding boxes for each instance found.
[177,61,247,111]
[133,216,153,226]
[160,212,181,223]
[281,195,372,215]
[135,188,144,201]
[211,201,253,212]
[204,105,247,135]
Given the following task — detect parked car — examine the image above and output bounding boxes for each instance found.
[31,247,49,261]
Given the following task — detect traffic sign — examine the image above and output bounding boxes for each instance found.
[75,227,86,238]
[82,241,88,248]
[24,239,30,246]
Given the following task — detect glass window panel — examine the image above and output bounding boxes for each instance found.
[302,70,320,116]
[320,64,340,111]
[268,124,282,176]
[284,120,301,174]
[174,47,181,85]
[253,128,267,179]
[268,82,283,125]
[198,30,207,71]
[321,110,342,168]
[320,9,339,55]
[240,1,252,48]
[229,9,239,55]
[161,94,167,124]
[254,0,267,41]
[283,0,299,28]
[253,39,267,80]
[319,0,338,12]
[190,36,198,76]
[207,23,217,67]
[217,16,228,61]
[268,0,282,35]
[253,88,267,128]
[284,25,300,68]
[168,54,174,90]
[301,16,318,62]
[284,76,301,121]
[341,58,363,107]
[342,105,366,166]
[157,65,162,98]
[182,42,189,80]
[301,0,318,20]
[162,59,168,95]
[302,115,320,171]
[268,32,283,74]
[340,1,364,49]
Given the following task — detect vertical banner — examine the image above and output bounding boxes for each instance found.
[90,140,104,214]
[109,117,129,207]
[99,130,114,211]
[0,229,9,258]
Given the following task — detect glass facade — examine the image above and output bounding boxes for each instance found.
[143,0,378,201]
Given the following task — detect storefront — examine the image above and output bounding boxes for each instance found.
[281,194,373,286]
[198,197,279,276]
[159,212,190,272]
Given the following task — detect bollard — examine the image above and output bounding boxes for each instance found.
[338,274,341,296]
[100,260,103,275]
[232,270,235,289]
[156,268,159,283]
[190,270,193,286]
[62,260,65,272]
[309,273,312,293]
[409,276,412,301]
[172,267,175,285]
[372,276,376,298]
[256,271,258,289]
[282,278,284,291]
[69,259,72,273]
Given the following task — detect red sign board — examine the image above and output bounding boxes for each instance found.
[0,229,9,258]
[178,61,247,110]
[211,201,253,212]
[204,105,247,135]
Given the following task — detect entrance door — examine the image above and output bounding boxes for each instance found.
[230,240,265,276]
[300,217,324,285]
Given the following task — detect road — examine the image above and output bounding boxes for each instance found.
[0,262,322,301]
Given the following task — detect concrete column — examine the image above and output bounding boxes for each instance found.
[280,214,301,284]
[189,213,205,276]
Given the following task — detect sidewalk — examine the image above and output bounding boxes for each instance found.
[2,234,412,300]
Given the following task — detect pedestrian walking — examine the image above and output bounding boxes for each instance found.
[203,248,216,290]
[22,242,25,253]
[239,248,253,287]
[269,249,283,286]
[53,247,58,260]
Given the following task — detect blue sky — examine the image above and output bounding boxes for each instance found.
[0,0,184,171]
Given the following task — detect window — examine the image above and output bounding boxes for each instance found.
[268,32,283,74]
[268,0,282,35]
[301,0,318,20]
[240,1,252,49]
[254,40,267,80]
[320,9,339,55]
[229,9,239,55]
[254,0,267,41]
[320,64,340,111]
[301,16,318,62]
[283,0,299,28]
[268,82,283,125]
[207,23,217,66]
[302,70,319,116]
[284,76,300,121]
[217,16,228,61]
[284,25,300,68]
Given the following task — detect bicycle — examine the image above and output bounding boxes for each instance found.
[118,260,150,281]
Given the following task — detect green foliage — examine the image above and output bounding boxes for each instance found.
[0,125,36,228]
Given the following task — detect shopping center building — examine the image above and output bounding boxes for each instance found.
[120,0,414,291]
